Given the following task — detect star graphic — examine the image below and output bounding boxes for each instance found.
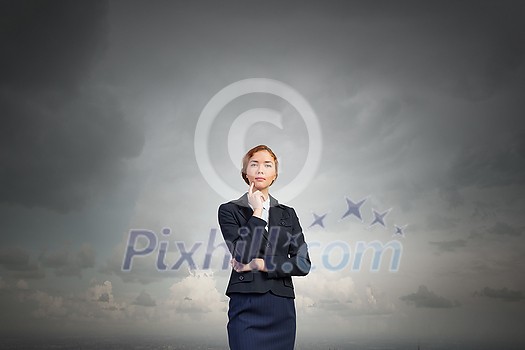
[369,208,391,227]
[283,232,300,248]
[393,224,407,237]
[341,197,366,221]
[309,212,327,228]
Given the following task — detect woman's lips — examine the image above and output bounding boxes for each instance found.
[255,178,265,181]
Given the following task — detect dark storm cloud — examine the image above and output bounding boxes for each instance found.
[273,1,525,211]
[401,285,460,308]
[428,239,467,253]
[0,0,106,89]
[321,0,525,102]
[0,0,144,212]
[474,287,525,302]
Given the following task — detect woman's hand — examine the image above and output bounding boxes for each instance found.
[231,258,267,272]
[247,182,265,209]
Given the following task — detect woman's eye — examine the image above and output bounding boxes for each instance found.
[265,164,272,167]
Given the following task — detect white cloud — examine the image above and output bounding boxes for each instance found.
[294,271,395,315]
[86,280,126,312]
[165,269,226,314]
[295,271,356,308]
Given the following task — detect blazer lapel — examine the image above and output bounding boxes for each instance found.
[268,194,290,228]
[232,193,252,222]
[233,193,290,232]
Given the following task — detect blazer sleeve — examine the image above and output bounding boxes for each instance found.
[265,207,311,279]
[218,203,267,264]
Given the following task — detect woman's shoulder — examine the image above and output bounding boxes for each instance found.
[218,194,248,211]
[218,200,237,211]
[273,201,298,216]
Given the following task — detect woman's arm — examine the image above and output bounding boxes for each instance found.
[218,203,267,264]
[265,207,311,278]
[218,203,311,276]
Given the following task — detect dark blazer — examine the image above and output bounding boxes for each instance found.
[218,192,311,298]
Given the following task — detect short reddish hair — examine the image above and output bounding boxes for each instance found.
[241,144,279,186]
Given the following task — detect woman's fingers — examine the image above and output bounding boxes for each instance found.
[231,258,256,272]
[231,258,266,272]
[231,259,245,272]
[249,182,263,198]
[247,181,265,210]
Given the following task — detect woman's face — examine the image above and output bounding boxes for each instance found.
[245,150,277,191]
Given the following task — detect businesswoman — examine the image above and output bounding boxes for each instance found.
[218,144,311,350]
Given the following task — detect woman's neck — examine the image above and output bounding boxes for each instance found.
[260,188,269,201]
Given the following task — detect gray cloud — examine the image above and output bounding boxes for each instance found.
[99,239,186,285]
[425,214,460,231]
[447,136,525,190]
[400,285,460,308]
[486,222,523,237]
[1,244,95,280]
[0,247,30,270]
[0,0,144,212]
[39,250,68,269]
[428,239,467,253]
[99,255,164,285]
[133,291,157,307]
[470,200,498,220]
[97,292,110,303]
[9,268,46,280]
[0,247,45,279]
[39,244,95,278]
[474,287,525,302]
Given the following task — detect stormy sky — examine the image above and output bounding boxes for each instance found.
[1,0,524,347]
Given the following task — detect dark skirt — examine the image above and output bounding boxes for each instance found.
[227,292,296,350]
